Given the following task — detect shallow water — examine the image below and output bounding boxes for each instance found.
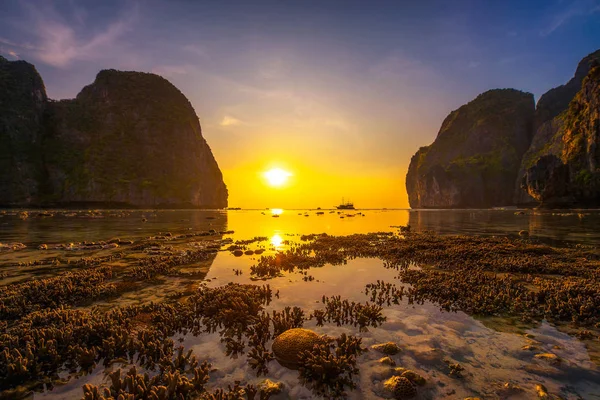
[2,208,600,247]
[2,208,600,399]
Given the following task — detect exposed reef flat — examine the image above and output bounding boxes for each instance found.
[1,220,600,399]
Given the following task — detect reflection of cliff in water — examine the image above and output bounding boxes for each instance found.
[408,210,518,236]
[408,209,600,246]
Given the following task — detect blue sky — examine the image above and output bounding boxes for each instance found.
[1,0,599,207]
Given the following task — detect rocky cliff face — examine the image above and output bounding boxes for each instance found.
[0,59,227,208]
[535,50,600,129]
[406,89,535,208]
[514,50,600,205]
[0,56,47,206]
[519,66,600,206]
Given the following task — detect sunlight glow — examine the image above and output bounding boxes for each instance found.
[264,168,292,187]
[271,234,283,250]
[271,208,283,215]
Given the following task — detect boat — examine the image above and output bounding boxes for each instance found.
[336,198,355,210]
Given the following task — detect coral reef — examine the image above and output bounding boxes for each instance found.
[271,328,322,369]
[297,333,366,399]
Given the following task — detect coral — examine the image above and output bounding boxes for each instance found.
[383,376,417,399]
[371,342,401,355]
[297,334,365,399]
[400,370,426,386]
[271,328,322,369]
[247,345,274,376]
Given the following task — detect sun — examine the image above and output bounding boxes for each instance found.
[264,168,292,187]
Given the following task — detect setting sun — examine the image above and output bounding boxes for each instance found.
[264,168,292,187]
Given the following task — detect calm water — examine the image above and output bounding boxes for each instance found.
[2,208,600,399]
[1,208,600,247]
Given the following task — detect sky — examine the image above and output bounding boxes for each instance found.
[1,0,599,209]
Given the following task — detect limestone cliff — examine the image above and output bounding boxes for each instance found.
[514,49,600,205]
[0,56,47,206]
[519,65,600,206]
[406,89,535,208]
[0,58,227,208]
[535,50,600,129]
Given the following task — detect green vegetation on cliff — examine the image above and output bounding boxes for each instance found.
[0,58,228,208]
[406,89,535,208]
[518,61,600,206]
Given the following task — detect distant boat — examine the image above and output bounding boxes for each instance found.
[336,198,355,210]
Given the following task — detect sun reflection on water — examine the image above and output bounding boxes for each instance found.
[271,208,283,216]
[270,234,283,250]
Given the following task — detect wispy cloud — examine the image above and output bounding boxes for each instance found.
[183,44,209,59]
[540,0,600,36]
[152,64,191,78]
[2,2,137,68]
[220,116,242,126]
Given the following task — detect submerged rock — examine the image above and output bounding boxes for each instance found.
[400,370,426,386]
[258,379,283,395]
[378,356,396,366]
[271,328,321,369]
[372,342,402,355]
[535,383,550,399]
[534,352,561,365]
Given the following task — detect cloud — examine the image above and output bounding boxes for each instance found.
[152,65,190,78]
[540,0,600,36]
[467,61,480,69]
[220,116,242,126]
[8,50,19,59]
[3,2,137,68]
[183,44,209,59]
[0,37,38,50]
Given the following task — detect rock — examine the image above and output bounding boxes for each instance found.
[0,57,228,208]
[0,56,47,206]
[244,250,254,255]
[258,379,283,395]
[516,49,600,206]
[406,89,535,208]
[519,230,529,236]
[378,356,396,366]
[534,353,561,365]
[392,367,408,376]
[401,370,426,386]
[496,382,523,397]
[383,376,417,399]
[521,344,539,351]
[535,49,600,130]
[271,328,321,369]
[535,384,550,399]
[372,342,402,355]
[232,250,243,257]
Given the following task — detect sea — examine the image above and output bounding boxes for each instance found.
[1,208,599,399]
